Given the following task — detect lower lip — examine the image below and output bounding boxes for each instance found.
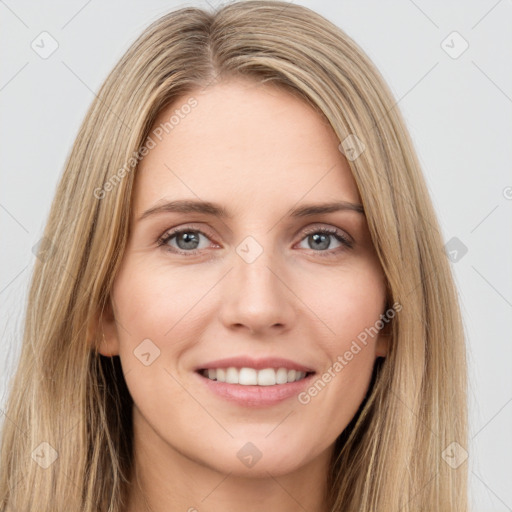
[195,371,316,407]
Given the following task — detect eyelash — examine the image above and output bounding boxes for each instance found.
[157,224,353,258]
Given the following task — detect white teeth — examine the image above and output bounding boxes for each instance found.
[239,367,258,385]
[257,368,275,386]
[276,367,288,384]
[201,367,309,385]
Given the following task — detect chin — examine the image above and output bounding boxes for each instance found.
[197,439,316,478]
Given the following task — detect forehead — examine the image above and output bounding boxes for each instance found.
[133,78,361,219]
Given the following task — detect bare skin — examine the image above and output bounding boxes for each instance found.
[99,77,389,512]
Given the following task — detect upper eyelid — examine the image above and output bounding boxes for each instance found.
[160,224,217,242]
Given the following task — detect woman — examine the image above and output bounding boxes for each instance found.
[0,1,468,511]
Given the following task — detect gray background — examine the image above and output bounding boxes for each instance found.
[1,1,511,510]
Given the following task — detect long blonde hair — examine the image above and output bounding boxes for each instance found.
[0,1,468,510]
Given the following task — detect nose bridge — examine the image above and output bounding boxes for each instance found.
[219,233,295,332]
[233,235,283,301]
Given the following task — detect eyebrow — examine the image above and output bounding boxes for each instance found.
[137,198,365,222]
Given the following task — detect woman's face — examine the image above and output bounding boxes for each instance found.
[101,78,389,477]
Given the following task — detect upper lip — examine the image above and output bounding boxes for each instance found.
[195,356,316,373]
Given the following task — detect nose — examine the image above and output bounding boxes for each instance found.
[218,244,297,336]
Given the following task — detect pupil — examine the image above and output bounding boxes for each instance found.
[178,232,199,250]
[311,233,329,250]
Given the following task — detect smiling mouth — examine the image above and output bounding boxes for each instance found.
[197,367,315,386]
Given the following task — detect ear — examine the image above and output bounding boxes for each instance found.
[375,310,393,358]
[88,297,120,357]
[375,330,391,358]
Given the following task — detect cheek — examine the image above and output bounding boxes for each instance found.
[304,261,386,350]
[112,257,209,346]
[110,261,204,420]
[110,257,224,423]
[295,262,385,422]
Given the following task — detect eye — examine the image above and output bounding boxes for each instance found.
[296,226,353,257]
[157,224,353,257]
[157,227,215,255]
